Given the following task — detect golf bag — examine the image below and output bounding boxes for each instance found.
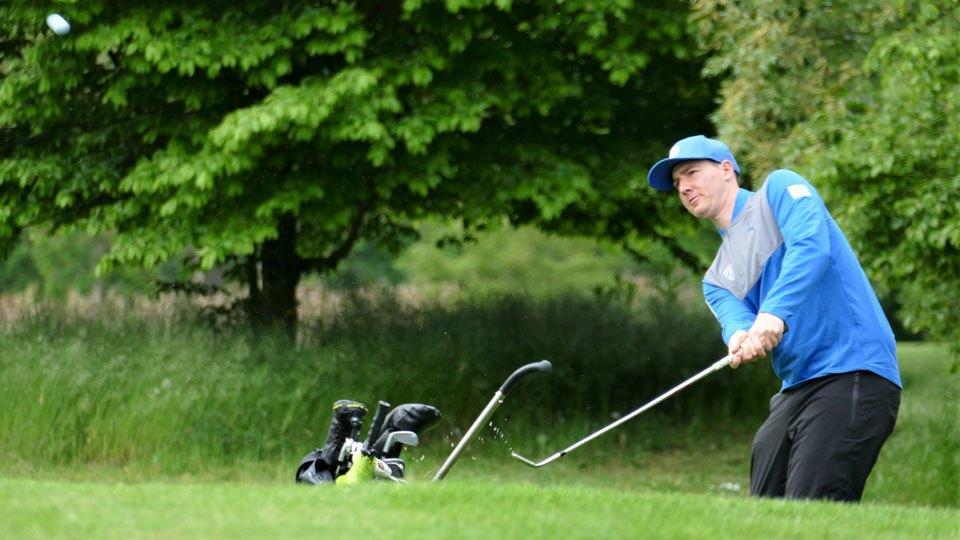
[296,400,441,485]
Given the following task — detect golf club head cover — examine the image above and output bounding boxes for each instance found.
[372,403,442,458]
[318,399,367,473]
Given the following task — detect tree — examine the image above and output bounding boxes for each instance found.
[1,1,715,331]
[693,0,960,354]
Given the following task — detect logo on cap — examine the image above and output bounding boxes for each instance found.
[668,143,680,159]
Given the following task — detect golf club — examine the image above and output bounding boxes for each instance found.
[433,359,552,481]
[384,430,419,453]
[362,401,391,454]
[511,354,733,468]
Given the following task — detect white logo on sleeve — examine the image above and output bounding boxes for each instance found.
[787,184,812,200]
[668,143,680,158]
[722,263,735,282]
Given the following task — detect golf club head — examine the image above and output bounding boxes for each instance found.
[380,457,406,479]
[508,355,734,472]
[385,430,419,452]
[372,458,399,481]
[510,451,563,468]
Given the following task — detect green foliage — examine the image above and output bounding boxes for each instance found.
[393,221,643,295]
[0,229,181,297]
[694,0,960,353]
[0,239,40,293]
[0,220,681,298]
[320,240,406,288]
[0,1,715,316]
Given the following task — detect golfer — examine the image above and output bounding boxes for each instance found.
[647,135,901,502]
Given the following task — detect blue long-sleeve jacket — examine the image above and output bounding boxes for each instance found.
[703,170,901,390]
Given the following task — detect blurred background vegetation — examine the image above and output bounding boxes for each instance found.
[0,221,921,340]
[0,223,663,297]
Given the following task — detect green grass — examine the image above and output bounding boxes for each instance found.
[1,478,955,539]
[0,292,774,471]
[0,298,956,515]
[0,335,955,508]
[861,342,959,507]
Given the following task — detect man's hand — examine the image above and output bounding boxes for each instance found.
[728,313,785,368]
[749,312,785,352]
[728,329,766,368]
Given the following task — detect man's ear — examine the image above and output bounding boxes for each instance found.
[721,160,736,182]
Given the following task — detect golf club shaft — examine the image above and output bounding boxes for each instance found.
[514,355,733,467]
[432,391,504,481]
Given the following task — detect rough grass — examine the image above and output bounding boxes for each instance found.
[0,292,775,470]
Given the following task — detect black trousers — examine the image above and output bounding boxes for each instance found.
[750,370,900,502]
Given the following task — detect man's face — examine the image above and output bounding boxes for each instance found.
[671,159,735,224]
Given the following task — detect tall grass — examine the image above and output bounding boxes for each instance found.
[302,291,774,420]
[0,289,777,474]
[1,291,956,507]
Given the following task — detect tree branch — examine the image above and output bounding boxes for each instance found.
[298,198,372,274]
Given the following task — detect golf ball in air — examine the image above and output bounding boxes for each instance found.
[46,13,71,35]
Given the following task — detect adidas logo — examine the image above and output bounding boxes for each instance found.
[722,264,735,281]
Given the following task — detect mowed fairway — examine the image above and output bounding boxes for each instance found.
[1,478,956,539]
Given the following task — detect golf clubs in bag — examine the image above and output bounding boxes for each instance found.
[296,400,441,485]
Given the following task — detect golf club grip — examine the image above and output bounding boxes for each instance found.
[363,401,391,452]
[499,360,552,395]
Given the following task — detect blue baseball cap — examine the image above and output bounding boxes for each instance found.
[647,135,741,191]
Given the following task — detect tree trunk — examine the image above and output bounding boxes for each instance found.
[253,214,301,336]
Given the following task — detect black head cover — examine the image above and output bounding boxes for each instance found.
[373,403,442,458]
[319,399,368,471]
